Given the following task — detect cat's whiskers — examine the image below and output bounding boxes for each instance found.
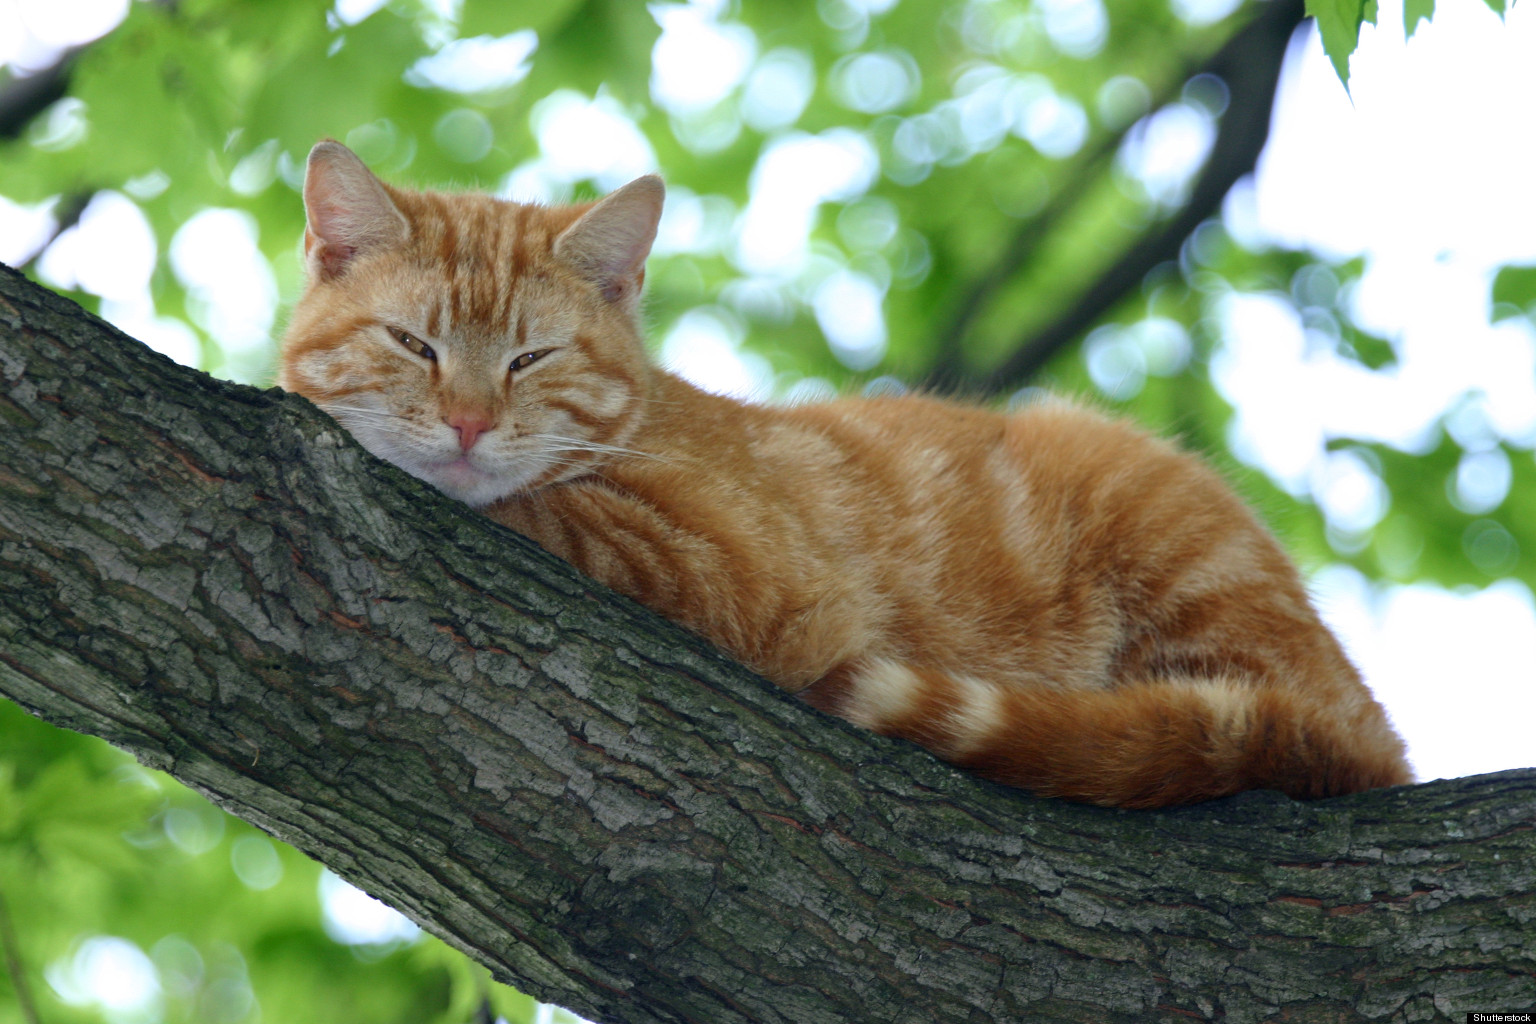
[532,458,601,472]
[525,434,673,464]
[626,393,685,409]
[322,404,408,420]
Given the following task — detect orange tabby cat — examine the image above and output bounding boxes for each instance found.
[279,141,1412,808]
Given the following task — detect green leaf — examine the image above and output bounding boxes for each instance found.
[1342,328,1398,370]
[1404,0,1435,37]
[1306,0,1370,87]
[1480,0,1508,18]
[1491,264,1536,311]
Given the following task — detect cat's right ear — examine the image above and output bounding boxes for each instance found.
[302,141,409,281]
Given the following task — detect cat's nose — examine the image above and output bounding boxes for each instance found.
[445,412,495,452]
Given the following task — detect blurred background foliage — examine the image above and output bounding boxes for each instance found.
[0,0,1531,1021]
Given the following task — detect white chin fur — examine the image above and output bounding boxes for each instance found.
[422,462,523,507]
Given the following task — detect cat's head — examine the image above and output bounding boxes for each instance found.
[279,140,663,507]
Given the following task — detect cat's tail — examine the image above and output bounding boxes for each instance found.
[800,659,1412,808]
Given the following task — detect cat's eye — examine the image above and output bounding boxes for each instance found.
[389,326,435,361]
[510,348,553,373]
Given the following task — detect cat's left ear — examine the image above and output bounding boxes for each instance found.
[554,175,664,315]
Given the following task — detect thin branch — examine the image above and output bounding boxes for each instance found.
[0,48,78,141]
[934,0,1306,395]
[923,114,1125,387]
[16,191,93,273]
[923,16,1242,385]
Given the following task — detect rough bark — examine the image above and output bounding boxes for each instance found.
[0,265,1532,1024]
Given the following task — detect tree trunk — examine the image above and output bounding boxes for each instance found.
[0,265,1531,1024]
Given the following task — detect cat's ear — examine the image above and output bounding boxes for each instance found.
[553,175,664,314]
[302,140,409,281]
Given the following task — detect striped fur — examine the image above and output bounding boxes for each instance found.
[279,142,1412,808]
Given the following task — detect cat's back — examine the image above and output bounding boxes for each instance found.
[595,385,1274,590]
[781,390,1243,544]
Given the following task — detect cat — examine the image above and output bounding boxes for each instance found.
[278,140,1412,808]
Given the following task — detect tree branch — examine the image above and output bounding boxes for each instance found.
[1,264,1533,1024]
[935,0,1306,395]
